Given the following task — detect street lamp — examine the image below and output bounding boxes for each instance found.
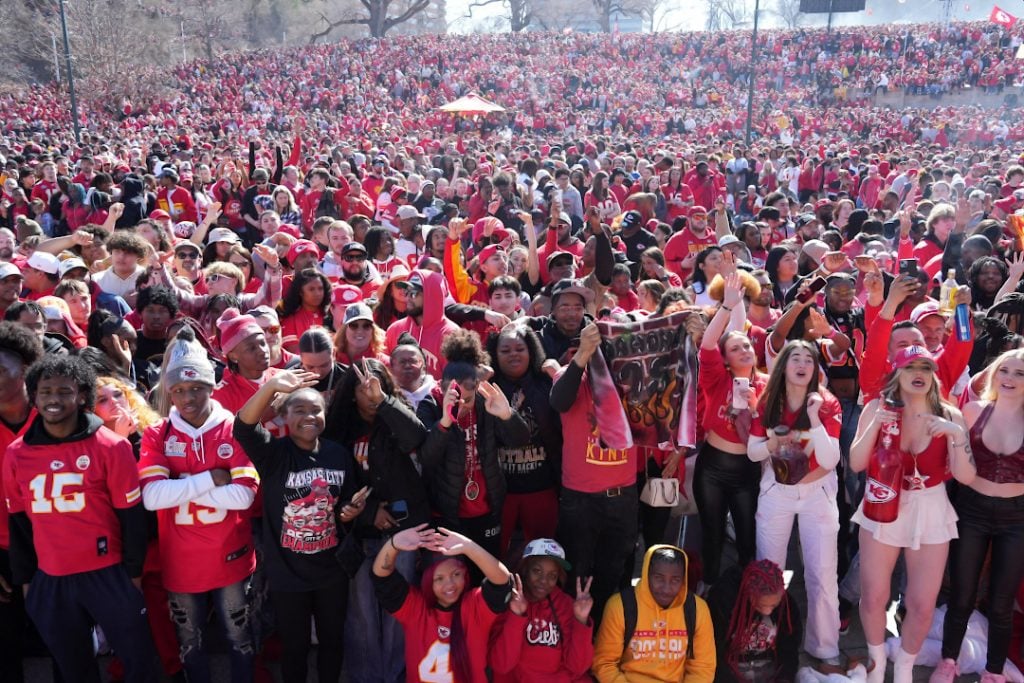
[744,0,760,146]
[58,0,81,144]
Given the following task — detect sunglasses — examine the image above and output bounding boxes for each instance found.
[343,254,366,262]
[205,273,230,283]
[347,321,373,330]
[177,252,199,261]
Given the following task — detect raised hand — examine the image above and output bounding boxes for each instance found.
[253,243,280,269]
[392,523,442,552]
[722,271,743,310]
[509,574,528,616]
[353,361,385,405]
[268,370,319,394]
[573,577,594,624]
[478,381,514,420]
[433,527,472,556]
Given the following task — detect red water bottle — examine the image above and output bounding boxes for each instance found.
[863,396,904,523]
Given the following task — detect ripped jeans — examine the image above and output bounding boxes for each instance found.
[168,576,254,683]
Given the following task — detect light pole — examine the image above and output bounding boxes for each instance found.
[744,0,760,146]
[57,0,81,144]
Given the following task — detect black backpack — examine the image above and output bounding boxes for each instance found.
[620,586,697,659]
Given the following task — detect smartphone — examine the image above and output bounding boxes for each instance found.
[899,258,918,277]
[447,384,461,424]
[388,500,409,523]
[796,276,828,303]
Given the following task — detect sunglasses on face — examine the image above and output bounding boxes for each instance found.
[177,253,199,261]
[205,273,230,283]
[348,321,373,330]
[343,254,366,262]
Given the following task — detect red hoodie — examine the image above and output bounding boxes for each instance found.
[384,270,459,380]
[489,586,594,683]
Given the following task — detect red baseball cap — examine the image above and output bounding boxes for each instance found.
[149,209,170,220]
[331,284,363,306]
[477,244,505,265]
[287,239,319,264]
[892,345,937,371]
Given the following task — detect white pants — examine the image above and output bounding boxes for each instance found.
[756,469,841,659]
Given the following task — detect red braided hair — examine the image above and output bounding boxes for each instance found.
[725,559,792,679]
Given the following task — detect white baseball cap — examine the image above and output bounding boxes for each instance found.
[521,538,571,570]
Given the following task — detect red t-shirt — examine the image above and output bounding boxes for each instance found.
[3,420,142,576]
[751,389,842,471]
[557,367,636,493]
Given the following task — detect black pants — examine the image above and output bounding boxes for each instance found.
[270,578,348,683]
[25,564,158,683]
[558,485,638,626]
[637,462,672,551]
[942,486,1024,673]
[693,443,760,585]
[0,550,24,683]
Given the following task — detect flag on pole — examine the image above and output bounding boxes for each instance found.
[990,5,1017,28]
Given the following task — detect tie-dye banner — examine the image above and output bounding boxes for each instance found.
[591,310,699,451]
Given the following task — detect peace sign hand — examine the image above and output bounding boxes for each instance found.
[353,361,385,406]
[478,381,514,421]
[573,577,594,624]
[509,574,528,616]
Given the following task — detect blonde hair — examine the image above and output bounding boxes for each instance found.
[96,376,162,433]
[925,202,956,234]
[880,363,948,417]
[707,271,762,303]
[982,349,1024,401]
[205,261,245,293]
[334,320,385,360]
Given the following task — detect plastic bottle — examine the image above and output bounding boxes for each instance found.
[939,269,957,313]
[863,396,904,523]
[955,302,972,342]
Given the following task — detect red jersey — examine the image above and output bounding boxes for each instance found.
[156,186,198,223]
[138,407,258,593]
[393,585,501,683]
[2,415,142,576]
[30,180,58,205]
[0,408,35,548]
[664,227,717,281]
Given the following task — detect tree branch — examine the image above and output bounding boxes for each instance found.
[308,11,365,43]
[382,0,429,32]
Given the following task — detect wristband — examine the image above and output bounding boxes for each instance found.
[827,329,840,341]
[389,536,397,550]
[721,305,734,312]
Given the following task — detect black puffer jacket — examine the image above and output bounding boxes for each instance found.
[324,394,429,533]
[417,394,530,525]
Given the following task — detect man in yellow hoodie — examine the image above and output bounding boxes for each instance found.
[593,545,716,682]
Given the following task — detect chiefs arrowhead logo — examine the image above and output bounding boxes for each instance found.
[864,478,897,504]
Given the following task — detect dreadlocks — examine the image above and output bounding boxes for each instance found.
[725,559,791,679]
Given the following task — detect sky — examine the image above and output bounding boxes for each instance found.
[445,0,1016,34]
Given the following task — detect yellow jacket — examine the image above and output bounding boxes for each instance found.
[592,545,716,683]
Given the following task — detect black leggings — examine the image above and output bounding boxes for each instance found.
[942,486,1024,673]
[270,578,348,683]
[693,442,761,585]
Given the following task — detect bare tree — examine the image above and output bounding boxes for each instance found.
[705,0,748,30]
[634,0,670,31]
[772,0,802,28]
[463,0,534,32]
[592,0,645,32]
[309,0,432,41]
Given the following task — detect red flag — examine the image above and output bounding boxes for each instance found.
[991,5,1017,28]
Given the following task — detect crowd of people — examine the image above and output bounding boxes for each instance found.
[2,15,1024,683]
